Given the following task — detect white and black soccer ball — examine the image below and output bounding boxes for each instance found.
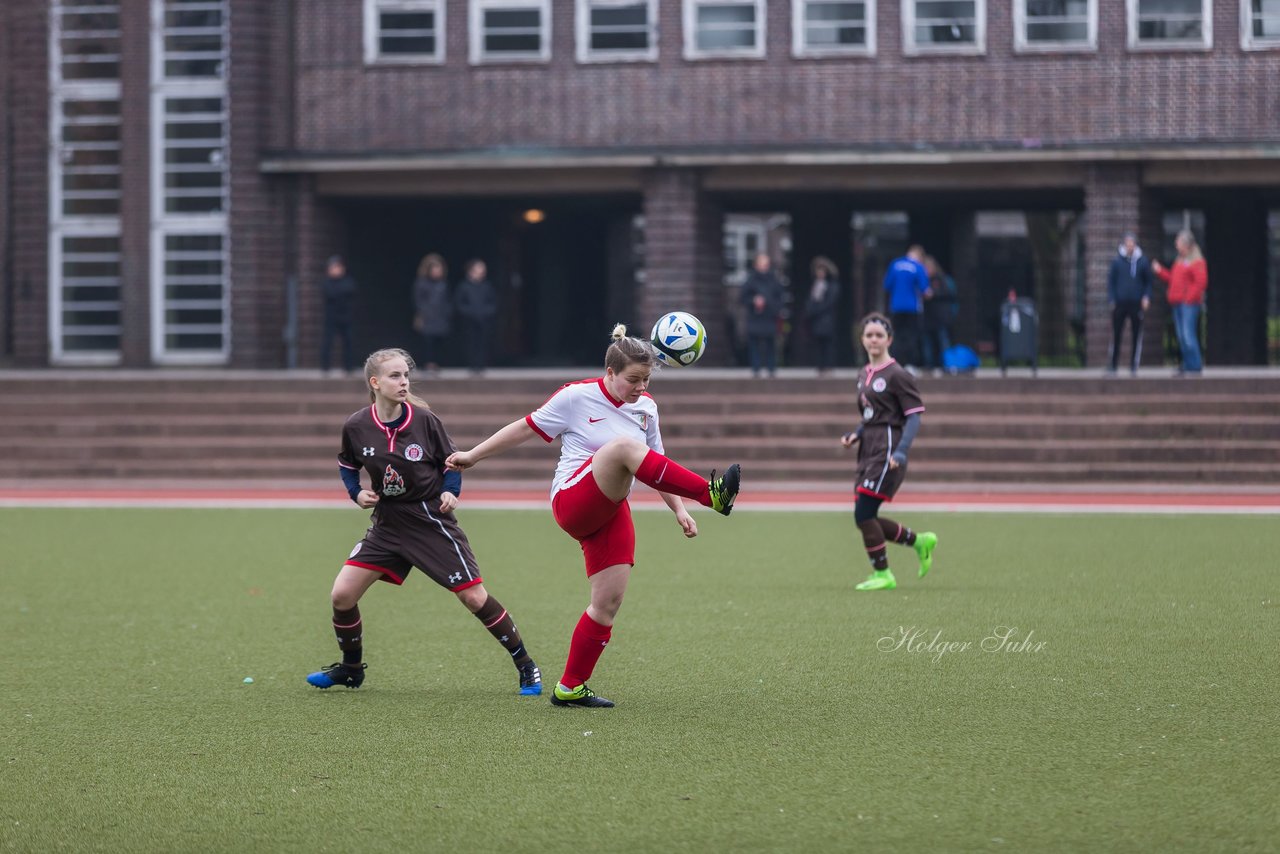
[650,311,707,367]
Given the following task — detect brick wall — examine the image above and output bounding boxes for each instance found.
[290,0,1280,155]
[9,0,49,366]
[0,2,11,361]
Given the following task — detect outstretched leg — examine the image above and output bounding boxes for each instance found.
[307,564,381,688]
[592,437,741,516]
[455,583,541,695]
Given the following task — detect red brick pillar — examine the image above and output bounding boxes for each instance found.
[640,168,726,364]
[117,0,152,366]
[1083,164,1161,369]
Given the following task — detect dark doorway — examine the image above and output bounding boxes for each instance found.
[339,195,640,367]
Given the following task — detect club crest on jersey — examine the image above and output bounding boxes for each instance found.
[632,412,648,429]
[348,541,363,559]
[404,443,424,462]
[872,377,887,393]
[863,406,874,421]
[382,464,407,496]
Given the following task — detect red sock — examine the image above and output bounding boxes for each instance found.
[560,611,613,689]
[634,449,712,507]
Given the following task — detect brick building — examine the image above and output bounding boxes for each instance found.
[3,0,1279,369]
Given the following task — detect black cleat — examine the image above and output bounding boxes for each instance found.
[518,660,543,696]
[306,662,367,689]
[708,463,741,516]
[550,682,615,708]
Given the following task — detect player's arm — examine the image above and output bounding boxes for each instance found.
[446,418,536,470]
[660,492,698,539]
[890,413,922,468]
[841,426,863,448]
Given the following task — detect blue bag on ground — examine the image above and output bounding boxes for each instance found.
[942,345,980,373]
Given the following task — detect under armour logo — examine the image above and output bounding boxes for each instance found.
[500,635,509,643]
[362,447,375,456]
[448,572,463,584]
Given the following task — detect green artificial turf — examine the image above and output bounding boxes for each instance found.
[1,507,1276,852]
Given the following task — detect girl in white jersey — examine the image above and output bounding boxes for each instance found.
[446,325,741,708]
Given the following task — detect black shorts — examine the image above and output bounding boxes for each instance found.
[343,500,482,591]
[855,449,907,501]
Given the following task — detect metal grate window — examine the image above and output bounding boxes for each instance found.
[795,0,873,55]
[161,96,227,215]
[160,232,228,353]
[161,0,227,79]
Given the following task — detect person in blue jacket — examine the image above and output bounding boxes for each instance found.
[882,245,932,370]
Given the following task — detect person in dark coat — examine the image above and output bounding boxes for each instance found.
[454,259,498,374]
[1106,233,1153,376]
[804,256,841,375]
[412,253,451,375]
[320,255,357,375]
[739,252,785,378]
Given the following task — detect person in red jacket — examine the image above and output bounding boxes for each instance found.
[1153,229,1207,376]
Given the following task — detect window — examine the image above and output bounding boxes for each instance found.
[1128,0,1212,48]
[793,0,875,56]
[1015,0,1096,51]
[470,0,551,63]
[151,0,229,363]
[50,1,123,363]
[684,0,766,58]
[364,0,444,63]
[577,0,657,61]
[904,0,986,54]
[1244,0,1280,48]
[159,0,227,79]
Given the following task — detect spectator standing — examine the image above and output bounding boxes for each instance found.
[320,254,357,376]
[921,255,958,374]
[804,256,840,375]
[454,259,498,375]
[740,252,785,378]
[882,245,931,370]
[1106,234,1153,376]
[412,254,451,376]
[1153,230,1208,377]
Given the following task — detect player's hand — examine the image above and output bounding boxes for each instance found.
[444,451,473,471]
[841,432,860,449]
[356,489,379,508]
[675,509,698,538]
[439,492,458,513]
[889,453,906,471]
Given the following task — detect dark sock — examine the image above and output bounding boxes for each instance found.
[879,518,917,547]
[333,605,362,666]
[474,596,532,666]
[857,520,890,570]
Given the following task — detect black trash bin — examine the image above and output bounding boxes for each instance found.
[999,298,1038,376]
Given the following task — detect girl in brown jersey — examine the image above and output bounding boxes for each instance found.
[842,314,938,591]
[305,348,542,694]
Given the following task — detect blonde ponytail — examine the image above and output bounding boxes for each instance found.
[363,348,430,409]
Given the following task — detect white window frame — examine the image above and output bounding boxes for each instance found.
[576,0,659,62]
[792,0,876,57]
[469,0,551,64]
[1014,0,1097,52]
[683,0,767,59]
[150,0,230,365]
[1242,0,1280,48]
[363,0,445,65]
[903,0,986,55]
[49,1,124,365]
[1127,0,1213,50]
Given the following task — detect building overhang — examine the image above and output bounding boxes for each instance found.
[259,144,1280,196]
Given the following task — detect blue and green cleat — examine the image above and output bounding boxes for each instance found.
[306,662,367,689]
[518,661,543,696]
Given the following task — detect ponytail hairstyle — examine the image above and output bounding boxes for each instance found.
[858,312,894,339]
[1176,229,1204,264]
[604,323,657,374]
[363,348,430,409]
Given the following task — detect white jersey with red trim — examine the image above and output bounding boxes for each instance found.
[525,377,664,497]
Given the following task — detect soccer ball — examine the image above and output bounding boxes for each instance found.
[650,311,707,367]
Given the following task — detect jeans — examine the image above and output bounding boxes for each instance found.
[1171,303,1203,373]
[1109,301,1144,373]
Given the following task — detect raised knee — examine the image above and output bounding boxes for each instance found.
[331,587,360,611]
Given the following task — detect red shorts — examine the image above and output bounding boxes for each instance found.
[551,460,636,576]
